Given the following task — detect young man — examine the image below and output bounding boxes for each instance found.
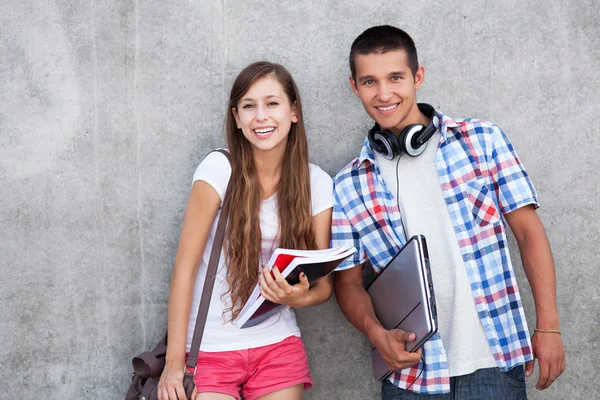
[332,25,565,398]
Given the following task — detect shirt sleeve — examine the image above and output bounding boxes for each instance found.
[489,125,539,214]
[309,164,334,216]
[331,182,367,271]
[192,150,231,201]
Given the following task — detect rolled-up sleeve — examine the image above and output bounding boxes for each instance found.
[490,125,539,214]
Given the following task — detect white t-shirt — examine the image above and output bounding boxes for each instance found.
[375,131,497,377]
[186,150,333,352]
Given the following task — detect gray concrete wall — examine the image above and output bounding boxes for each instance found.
[1,0,598,399]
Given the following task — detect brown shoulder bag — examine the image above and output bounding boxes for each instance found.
[125,149,231,400]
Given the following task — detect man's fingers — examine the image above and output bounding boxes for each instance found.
[407,348,422,362]
[546,362,562,389]
[399,351,421,364]
[536,360,550,390]
[389,349,421,370]
[525,359,534,377]
[392,329,416,343]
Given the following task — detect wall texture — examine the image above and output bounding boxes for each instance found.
[1,0,598,399]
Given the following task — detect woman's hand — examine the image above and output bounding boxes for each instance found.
[259,265,312,308]
[158,364,197,400]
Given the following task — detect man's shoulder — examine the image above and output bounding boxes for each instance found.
[333,157,362,187]
[443,112,500,137]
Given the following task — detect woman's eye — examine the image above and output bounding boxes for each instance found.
[267,102,279,107]
[242,104,254,109]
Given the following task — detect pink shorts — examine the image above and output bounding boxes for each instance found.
[186,335,313,400]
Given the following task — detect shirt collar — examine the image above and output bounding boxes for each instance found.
[354,108,459,171]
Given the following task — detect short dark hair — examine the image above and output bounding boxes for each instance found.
[349,25,419,79]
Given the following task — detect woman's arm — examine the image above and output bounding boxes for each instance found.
[259,208,334,308]
[158,181,221,400]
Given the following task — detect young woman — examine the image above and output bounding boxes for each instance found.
[157,62,333,400]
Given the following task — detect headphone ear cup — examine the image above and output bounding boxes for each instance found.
[373,132,395,159]
[369,126,401,160]
[401,124,427,157]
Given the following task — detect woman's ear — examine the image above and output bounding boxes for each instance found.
[291,103,298,123]
[232,107,241,129]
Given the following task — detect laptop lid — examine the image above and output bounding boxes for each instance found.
[366,235,438,380]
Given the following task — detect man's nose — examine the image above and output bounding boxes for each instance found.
[377,83,392,103]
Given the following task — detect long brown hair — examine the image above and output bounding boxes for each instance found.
[223,62,317,320]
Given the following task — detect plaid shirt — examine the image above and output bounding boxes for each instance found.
[332,109,538,394]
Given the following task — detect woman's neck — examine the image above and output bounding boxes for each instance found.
[253,146,286,199]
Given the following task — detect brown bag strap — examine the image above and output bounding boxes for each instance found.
[185,149,231,370]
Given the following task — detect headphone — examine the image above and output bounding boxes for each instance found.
[368,103,437,160]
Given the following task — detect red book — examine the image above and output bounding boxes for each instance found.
[234,245,356,328]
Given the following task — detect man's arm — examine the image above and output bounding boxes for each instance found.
[335,265,421,371]
[504,205,565,390]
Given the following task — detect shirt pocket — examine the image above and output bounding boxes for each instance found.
[465,179,501,227]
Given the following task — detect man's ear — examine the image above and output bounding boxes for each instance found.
[414,65,425,90]
[291,102,298,123]
[349,75,360,97]
[232,107,241,129]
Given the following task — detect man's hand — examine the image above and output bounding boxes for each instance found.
[372,328,422,371]
[525,331,565,390]
[259,265,312,307]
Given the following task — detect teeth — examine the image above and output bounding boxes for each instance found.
[377,104,398,111]
[255,127,275,134]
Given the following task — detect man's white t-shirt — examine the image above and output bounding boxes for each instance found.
[374,131,497,377]
[186,150,333,352]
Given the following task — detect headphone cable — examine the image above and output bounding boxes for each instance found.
[404,353,426,391]
[395,155,409,241]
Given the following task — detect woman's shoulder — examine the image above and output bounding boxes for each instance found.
[308,162,332,181]
[194,149,230,174]
[192,148,231,199]
[308,163,333,189]
[308,163,333,214]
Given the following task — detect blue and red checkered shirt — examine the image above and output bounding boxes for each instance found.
[332,109,538,394]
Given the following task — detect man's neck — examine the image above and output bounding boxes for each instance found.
[389,103,431,136]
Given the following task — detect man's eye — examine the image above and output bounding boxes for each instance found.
[391,75,402,81]
[363,80,374,85]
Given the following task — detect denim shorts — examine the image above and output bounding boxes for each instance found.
[382,365,526,400]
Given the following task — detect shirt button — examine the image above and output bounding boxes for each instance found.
[441,349,446,354]
[465,254,471,260]
[454,226,460,232]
